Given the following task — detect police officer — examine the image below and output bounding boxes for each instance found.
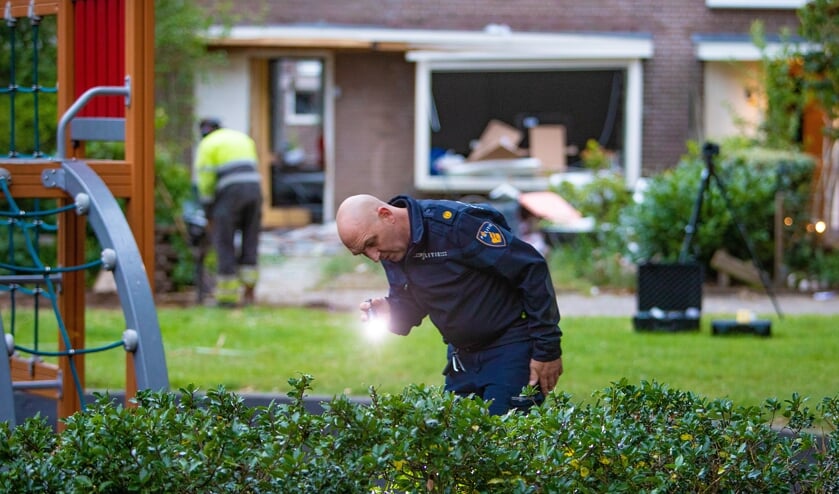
[194,118,262,307]
[336,194,563,415]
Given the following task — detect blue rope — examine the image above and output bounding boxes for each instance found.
[15,86,58,94]
[3,15,19,157]
[30,15,43,157]
[0,187,107,410]
[0,177,22,216]
[14,339,125,357]
[1,12,105,410]
[0,203,76,217]
[0,259,103,274]
[2,11,58,157]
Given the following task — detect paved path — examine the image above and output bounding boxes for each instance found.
[255,255,839,317]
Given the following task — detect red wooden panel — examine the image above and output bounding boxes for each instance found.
[73,0,125,117]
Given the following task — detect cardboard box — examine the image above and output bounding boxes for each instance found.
[518,191,582,225]
[467,119,524,162]
[529,124,567,172]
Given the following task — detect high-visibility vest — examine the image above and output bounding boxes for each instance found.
[194,128,260,204]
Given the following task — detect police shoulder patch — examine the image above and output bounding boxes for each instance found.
[476,221,507,247]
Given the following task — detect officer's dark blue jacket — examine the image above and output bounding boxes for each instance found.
[383,195,562,362]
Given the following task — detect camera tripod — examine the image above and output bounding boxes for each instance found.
[679,142,783,318]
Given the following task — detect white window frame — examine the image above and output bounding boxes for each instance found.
[284,90,321,126]
[282,59,324,126]
[706,0,809,8]
[411,56,645,193]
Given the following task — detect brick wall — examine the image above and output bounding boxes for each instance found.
[219,0,800,188]
[333,52,416,204]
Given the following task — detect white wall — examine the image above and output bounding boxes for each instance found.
[194,54,251,134]
[703,61,764,141]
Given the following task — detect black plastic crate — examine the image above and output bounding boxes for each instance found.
[633,262,703,332]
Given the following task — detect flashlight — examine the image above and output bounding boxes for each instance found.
[365,298,377,320]
[363,298,388,342]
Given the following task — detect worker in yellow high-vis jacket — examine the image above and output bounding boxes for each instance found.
[194,118,262,307]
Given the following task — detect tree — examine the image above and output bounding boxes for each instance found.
[750,20,806,151]
[796,0,839,237]
[154,0,233,167]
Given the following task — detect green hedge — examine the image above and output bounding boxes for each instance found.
[2,377,838,493]
[622,145,816,280]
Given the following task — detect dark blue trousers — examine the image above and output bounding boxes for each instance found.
[444,339,544,415]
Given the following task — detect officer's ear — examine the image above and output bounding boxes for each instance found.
[376,206,394,223]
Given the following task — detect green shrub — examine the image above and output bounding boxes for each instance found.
[580,139,612,171]
[552,171,633,227]
[549,172,637,291]
[547,233,637,292]
[622,143,816,279]
[2,377,837,493]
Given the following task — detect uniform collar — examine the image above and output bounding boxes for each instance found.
[388,195,425,251]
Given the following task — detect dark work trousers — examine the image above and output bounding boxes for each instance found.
[444,339,544,416]
[210,182,263,277]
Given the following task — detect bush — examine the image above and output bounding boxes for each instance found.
[621,143,816,280]
[552,171,634,227]
[2,377,837,493]
[549,172,637,292]
[153,140,198,292]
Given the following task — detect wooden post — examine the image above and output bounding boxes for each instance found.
[123,0,156,402]
[55,0,84,428]
[774,190,784,287]
[3,0,157,422]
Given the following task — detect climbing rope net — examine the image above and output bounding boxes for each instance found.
[1,4,57,159]
[0,157,171,427]
[0,158,171,429]
[0,170,129,402]
[1,4,168,428]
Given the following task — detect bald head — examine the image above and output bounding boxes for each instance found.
[337,194,383,219]
[335,194,410,262]
[336,194,382,244]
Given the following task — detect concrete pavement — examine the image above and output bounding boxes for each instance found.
[254,226,838,317]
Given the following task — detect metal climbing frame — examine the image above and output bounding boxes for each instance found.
[42,160,169,386]
[1,0,158,427]
[1,157,169,428]
[0,318,15,424]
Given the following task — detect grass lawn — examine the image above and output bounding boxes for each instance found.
[50,306,838,413]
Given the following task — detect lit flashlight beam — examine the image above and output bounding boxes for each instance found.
[363,298,389,342]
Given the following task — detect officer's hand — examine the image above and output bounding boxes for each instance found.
[529,357,563,396]
[359,297,389,322]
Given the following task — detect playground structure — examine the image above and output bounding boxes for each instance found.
[0,0,167,427]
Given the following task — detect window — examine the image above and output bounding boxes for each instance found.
[277,59,323,126]
[269,57,324,159]
[706,0,809,8]
[411,57,645,193]
[429,68,624,163]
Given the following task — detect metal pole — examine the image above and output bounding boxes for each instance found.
[55,78,131,159]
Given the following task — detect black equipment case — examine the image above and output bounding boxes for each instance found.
[633,262,703,332]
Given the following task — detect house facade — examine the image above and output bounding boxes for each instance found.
[194,0,809,228]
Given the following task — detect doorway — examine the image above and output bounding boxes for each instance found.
[267,57,326,225]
